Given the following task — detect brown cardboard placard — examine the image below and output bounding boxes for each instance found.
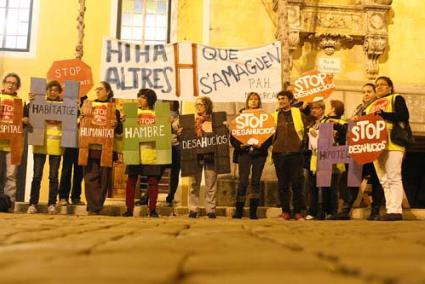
[180,112,230,177]
[78,101,116,167]
[0,97,23,164]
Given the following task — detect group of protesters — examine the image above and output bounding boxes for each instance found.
[0,72,410,221]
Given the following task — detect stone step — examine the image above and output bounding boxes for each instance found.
[13,202,425,220]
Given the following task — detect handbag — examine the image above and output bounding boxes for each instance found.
[391,121,414,147]
[390,95,414,147]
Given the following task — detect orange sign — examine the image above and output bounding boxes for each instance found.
[0,98,24,165]
[347,113,388,165]
[293,70,334,103]
[229,109,275,145]
[0,98,15,124]
[47,59,93,97]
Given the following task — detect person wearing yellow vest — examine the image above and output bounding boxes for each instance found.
[26,81,64,215]
[122,88,164,217]
[271,90,308,221]
[0,73,27,212]
[365,76,410,221]
[83,81,123,215]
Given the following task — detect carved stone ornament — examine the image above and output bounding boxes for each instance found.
[273,0,393,79]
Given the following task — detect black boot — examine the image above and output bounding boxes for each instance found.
[316,203,326,220]
[328,208,351,220]
[249,199,259,220]
[367,205,380,221]
[232,201,244,219]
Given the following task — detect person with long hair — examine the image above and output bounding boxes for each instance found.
[365,76,410,221]
[83,81,122,214]
[231,92,272,219]
[188,96,218,218]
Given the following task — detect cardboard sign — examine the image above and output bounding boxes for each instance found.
[0,96,23,164]
[28,78,79,148]
[122,101,172,165]
[347,114,387,165]
[316,123,362,187]
[293,70,335,103]
[78,101,116,167]
[47,59,93,97]
[229,109,275,145]
[179,112,230,177]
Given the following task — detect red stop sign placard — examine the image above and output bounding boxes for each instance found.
[293,70,335,103]
[230,109,275,146]
[47,59,93,97]
[347,113,388,165]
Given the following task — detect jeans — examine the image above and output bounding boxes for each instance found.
[272,152,305,213]
[29,153,61,206]
[58,148,83,201]
[236,153,266,202]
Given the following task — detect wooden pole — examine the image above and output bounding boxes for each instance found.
[75,0,86,59]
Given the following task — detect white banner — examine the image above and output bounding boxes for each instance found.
[100,38,282,102]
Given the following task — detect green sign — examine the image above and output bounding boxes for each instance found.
[122,101,172,165]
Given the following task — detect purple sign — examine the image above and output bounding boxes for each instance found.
[316,123,362,187]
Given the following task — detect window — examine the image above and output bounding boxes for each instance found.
[0,0,33,51]
[117,0,171,45]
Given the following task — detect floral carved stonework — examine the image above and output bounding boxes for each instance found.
[273,0,392,79]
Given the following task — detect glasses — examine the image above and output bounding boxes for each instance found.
[4,81,17,86]
[195,103,205,107]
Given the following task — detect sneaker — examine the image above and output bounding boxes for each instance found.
[71,199,85,206]
[279,212,291,220]
[305,214,315,220]
[188,211,198,218]
[380,213,402,221]
[149,210,159,218]
[122,210,133,217]
[294,213,304,221]
[47,205,57,215]
[207,212,216,219]
[59,199,69,206]
[27,204,37,214]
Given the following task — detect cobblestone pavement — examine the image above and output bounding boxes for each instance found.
[0,214,424,284]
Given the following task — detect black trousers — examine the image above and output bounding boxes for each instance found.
[83,157,111,213]
[30,154,61,206]
[272,152,305,213]
[236,152,266,202]
[58,148,83,201]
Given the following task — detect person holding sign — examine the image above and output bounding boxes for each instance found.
[365,76,410,221]
[230,92,272,219]
[82,81,122,215]
[0,73,26,212]
[187,97,219,219]
[344,83,384,221]
[304,100,325,220]
[122,89,165,217]
[26,81,64,215]
[272,90,308,221]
